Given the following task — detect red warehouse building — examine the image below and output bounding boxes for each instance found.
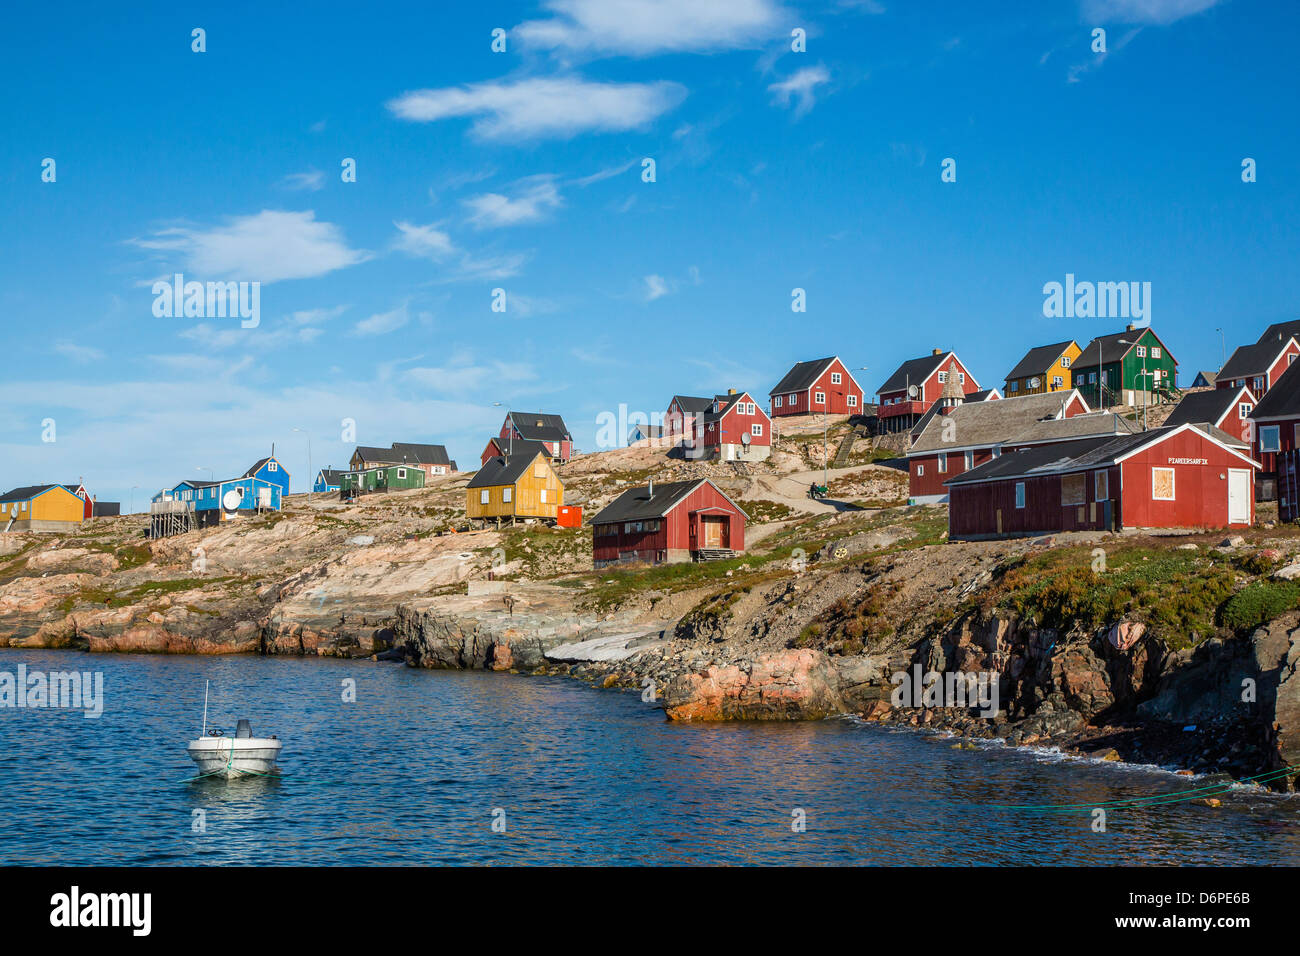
[1248,357,1300,499]
[591,478,747,568]
[769,356,864,418]
[877,350,981,433]
[906,389,1095,503]
[945,423,1257,540]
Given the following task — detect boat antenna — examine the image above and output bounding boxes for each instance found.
[202,680,209,736]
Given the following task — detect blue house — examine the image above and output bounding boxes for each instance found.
[151,455,288,527]
[313,468,343,493]
[241,455,291,497]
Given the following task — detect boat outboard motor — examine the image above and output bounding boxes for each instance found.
[236,719,252,739]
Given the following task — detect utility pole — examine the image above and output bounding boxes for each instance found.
[1216,327,1226,371]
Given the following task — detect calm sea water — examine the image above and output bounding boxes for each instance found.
[1,649,1298,866]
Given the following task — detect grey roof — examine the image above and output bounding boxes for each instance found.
[1006,411,1138,445]
[669,395,714,414]
[908,389,997,440]
[1004,341,1076,382]
[353,443,451,466]
[0,484,62,503]
[1075,328,1175,368]
[1219,338,1294,380]
[242,457,273,478]
[878,351,953,395]
[1257,320,1300,345]
[508,412,571,443]
[968,389,1001,402]
[317,469,344,484]
[1251,358,1300,420]
[908,391,1083,454]
[946,424,1248,487]
[703,392,754,424]
[1164,388,1248,430]
[1190,370,1217,387]
[466,451,552,489]
[591,479,745,525]
[769,357,837,395]
[485,436,549,459]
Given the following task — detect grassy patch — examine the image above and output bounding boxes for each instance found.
[1219,580,1300,631]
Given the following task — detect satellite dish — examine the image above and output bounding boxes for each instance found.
[907,384,919,398]
[221,490,241,510]
[741,432,752,445]
[1028,377,1041,389]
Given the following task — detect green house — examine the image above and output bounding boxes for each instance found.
[1073,326,1177,410]
[340,464,426,498]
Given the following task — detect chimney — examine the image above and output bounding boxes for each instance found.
[932,348,943,356]
[728,388,737,395]
[648,480,654,499]
[1126,323,1136,332]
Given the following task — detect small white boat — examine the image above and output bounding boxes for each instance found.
[186,682,282,780]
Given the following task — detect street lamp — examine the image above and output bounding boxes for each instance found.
[492,401,512,454]
[1118,338,1149,430]
[292,427,313,501]
[1216,327,1226,372]
[129,485,139,515]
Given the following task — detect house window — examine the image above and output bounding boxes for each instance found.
[1062,473,1086,506]
[1015,482,1026,509]
[751,423,763,437]
[268,462,277,471]
[1152,467,1175,500]
[1260,425,1281,453]
[775,395,783,408]
[1136,346,1147,358]
[1052,376,1063,388]
[958,372,966,385]
[917,464,924,476]
[1240,404,1253,418]
[937,371,948,384]
[938,453,948,473]
[1009,381,1018,393]
[848,395,858,407]
[480,489,490,504]
[993,445,1002,458]
[746,403,755,415]
[503,487,512,502]
[814,391,825,404]
[964,450,974,470]
[1254,377,1265,395]
[397,468,406,479]
[1095,469,1109,501]
[540,489,548,503]
[1152,347,1162,359]
[1061,356,1071,368]
[831,372,842,385]
[787,393,796,405]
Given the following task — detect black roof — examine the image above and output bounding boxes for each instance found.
[1005,341,1076,382]
[486,436,549,458]
[317,469,344,484]
[241,457,279,478]
[878,352,952,395]
[1075,328,1175,368]
[466,451,550,489]
[703,392,749,424]
[592,479,745,524]
[670,395,715,414]
[0,484,62,503]
[1257,320,1300,345]
[1251,358,1300,420]
[508,412,571,443]
[770,357,837,396]
[1164,387,1246,429]
[354,443,450,466]
[1219,339,1294,380]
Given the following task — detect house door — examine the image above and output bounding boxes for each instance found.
[701,516,726,548]
[257,487,272,509]
[1228,469,1251,524]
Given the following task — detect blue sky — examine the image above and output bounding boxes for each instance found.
[2,0,1296,508]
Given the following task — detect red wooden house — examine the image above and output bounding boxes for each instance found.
[498,411,573,463]
[480,437,549,468]
[664,395,713,441]
[876,350,980,433]
[769,356,864,418]
[591,478,747,568]
[1165,384,1256,445]
[946,423,1257,540]
[697,391,771,462]
[905,389,1093,503]
[1248,357,1300,498]
[1216,335,1299,399]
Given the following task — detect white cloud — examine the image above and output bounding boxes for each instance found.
[515,0,783,56]
[179,305,346,350]
[279,170,325,191]
[133,210,367,283]
[1080,0,1223,24]
[643,274,670,301]
[387,76,686,141]
[463,177,563,228]
[768,65,831,117]
[353,304,410,336]
[393,220,457,259]
[406,357,538,393]
[53,342,104,363]
[391,221,527,281]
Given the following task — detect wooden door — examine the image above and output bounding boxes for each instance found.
[702,516,724,548]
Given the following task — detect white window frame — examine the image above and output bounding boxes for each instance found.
[774,395,783,408]
[1152,347,1162,359]
[814,391,825,404]
[751,423,763,437]
[937,453,948,474]
[1061,356,1071,368]
[503,487,512,502]
[1152,467,1176,501]
[964,450,974,470]
[540,488,548,503]
[480,489,490,504]
[917,464,924,476]
[958,372,966,385]
[848,394,858,407]
[1260,425,1281,452]
[937,371,948,384]
[1136,345,1147,358]
[397,468,406,479]
[831,372,842,385]
[1240,403,1252,419]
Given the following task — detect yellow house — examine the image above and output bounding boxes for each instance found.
[0,484,86,532]
[1004,340,1081,397]
[465,450,564,523]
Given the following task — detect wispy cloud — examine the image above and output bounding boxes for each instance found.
[53,341,104,363]
[391,221,527,281]
[1080,0,1224,24]
[463,176,563,228]
[406,354,538,393]
[352,303,410,336]
[179,305,347,350]
[641,265,701,302]
[514,0,784,56]
[133,210,368,283]
[387,76,686,141]
[278,170,325,191]
[768,65,831,118]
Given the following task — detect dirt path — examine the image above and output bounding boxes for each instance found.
[754,463,899,515]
